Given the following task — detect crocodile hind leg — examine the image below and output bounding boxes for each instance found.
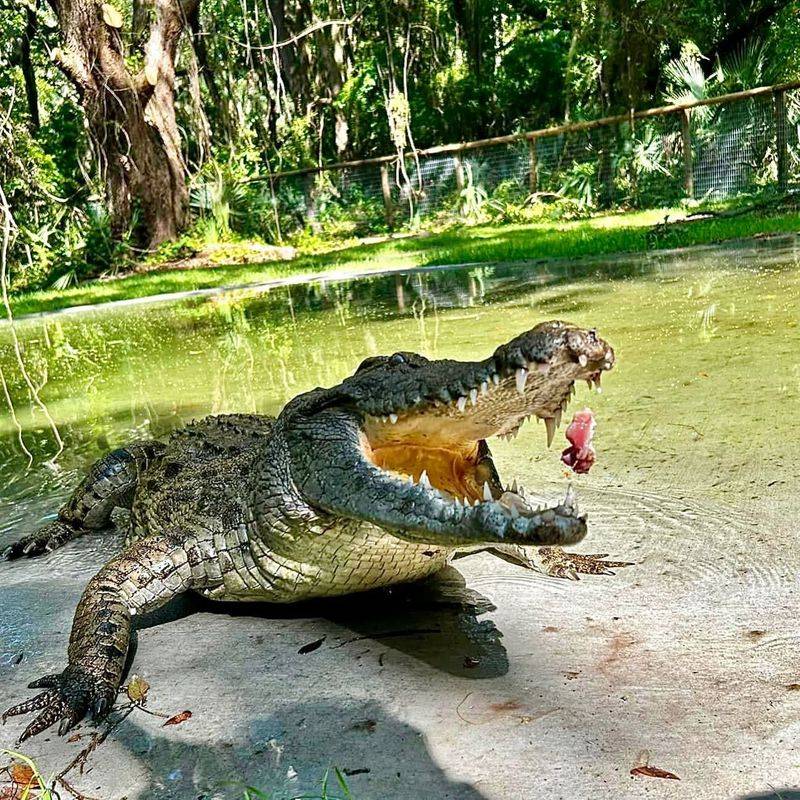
[486,544,633,580]
[1,441,164,560]
[3,534,197,740]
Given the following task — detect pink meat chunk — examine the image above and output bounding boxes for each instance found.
[561,408,597,474]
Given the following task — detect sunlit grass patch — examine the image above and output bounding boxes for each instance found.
[9,205,800,317]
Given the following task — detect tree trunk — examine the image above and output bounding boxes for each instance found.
[47,0,195,248]
[597,0,660,115]
[20,3,41,131]
[315,0,351,158]
[188,5,233,143]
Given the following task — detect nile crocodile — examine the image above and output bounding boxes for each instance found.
[2,320,624,742]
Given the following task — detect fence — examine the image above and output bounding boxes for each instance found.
[255,82,800,235]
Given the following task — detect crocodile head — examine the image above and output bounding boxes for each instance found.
[286,321,614,546]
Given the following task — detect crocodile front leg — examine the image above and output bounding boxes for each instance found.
[3,535,193,741]
[485,544,633,579]
[2,442,164,560]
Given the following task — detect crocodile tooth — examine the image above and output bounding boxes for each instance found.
[456,396,467,412]
[419,470,431,488]
[605,350,613,361]
[604,361,612,369]
[515,368,528,395]
[491,373,500,385]
[469,388,478,406]
[389,413,398,424]
[480,381,489,395]
[382,416,389,423]
[564,483,578,513]
[511,479,518,493]
[483,482,493,502]
[554,408,562,428]
[544,417,556,447]
[579,354,588,367]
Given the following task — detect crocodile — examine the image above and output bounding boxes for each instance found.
[2,320,624,742]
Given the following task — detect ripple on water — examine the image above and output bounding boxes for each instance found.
[581,485,795,599]
[404,481,795,605]
[753,632,800,655]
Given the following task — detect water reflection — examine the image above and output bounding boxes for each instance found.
[1,236,799,548]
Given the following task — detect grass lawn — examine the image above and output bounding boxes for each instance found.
[10,205,800,317]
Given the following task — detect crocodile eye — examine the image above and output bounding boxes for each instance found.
[389,353,406,366]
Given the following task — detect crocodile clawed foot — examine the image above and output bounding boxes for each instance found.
[538,546,633,581]
[2,665,115,741]
[1,521,77,561]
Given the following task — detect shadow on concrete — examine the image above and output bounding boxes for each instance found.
[737,793,800,799]
[132,565,508,682]
[116,698,490,799]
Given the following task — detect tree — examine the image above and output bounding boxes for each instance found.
[48,0,197,247]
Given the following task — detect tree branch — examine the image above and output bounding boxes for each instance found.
[711,0,794,62]
[206,11,363,53]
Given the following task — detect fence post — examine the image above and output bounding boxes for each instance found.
[303,173,321,233]
[774,89,788,192]
[528,137,538,193]
[680,108,694,199]
[380,164,395,226]
[453,154,465,192]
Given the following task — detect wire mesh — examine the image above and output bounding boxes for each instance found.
[691,95,776,198]
[268,86,800,237]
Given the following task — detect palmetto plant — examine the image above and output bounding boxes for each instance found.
[191,159,251,240]
[663,47,716,106]
[663,38,778,106]
[458,161,489,219]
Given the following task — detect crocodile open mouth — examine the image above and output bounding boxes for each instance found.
[360,337,612,516]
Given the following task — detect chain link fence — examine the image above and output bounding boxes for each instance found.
[259,83,800,237]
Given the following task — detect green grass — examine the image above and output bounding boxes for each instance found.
[241,767,354,799]
[10,205,800,317]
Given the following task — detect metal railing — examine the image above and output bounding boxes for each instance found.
[253,81,800,234]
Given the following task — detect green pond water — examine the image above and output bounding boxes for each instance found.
[0,238,798,552]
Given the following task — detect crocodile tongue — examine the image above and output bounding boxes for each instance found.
[560,408,596,474]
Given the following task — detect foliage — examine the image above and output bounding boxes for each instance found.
[1,749,56,799]
[458,162,490,220]
[2,0,800,292]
